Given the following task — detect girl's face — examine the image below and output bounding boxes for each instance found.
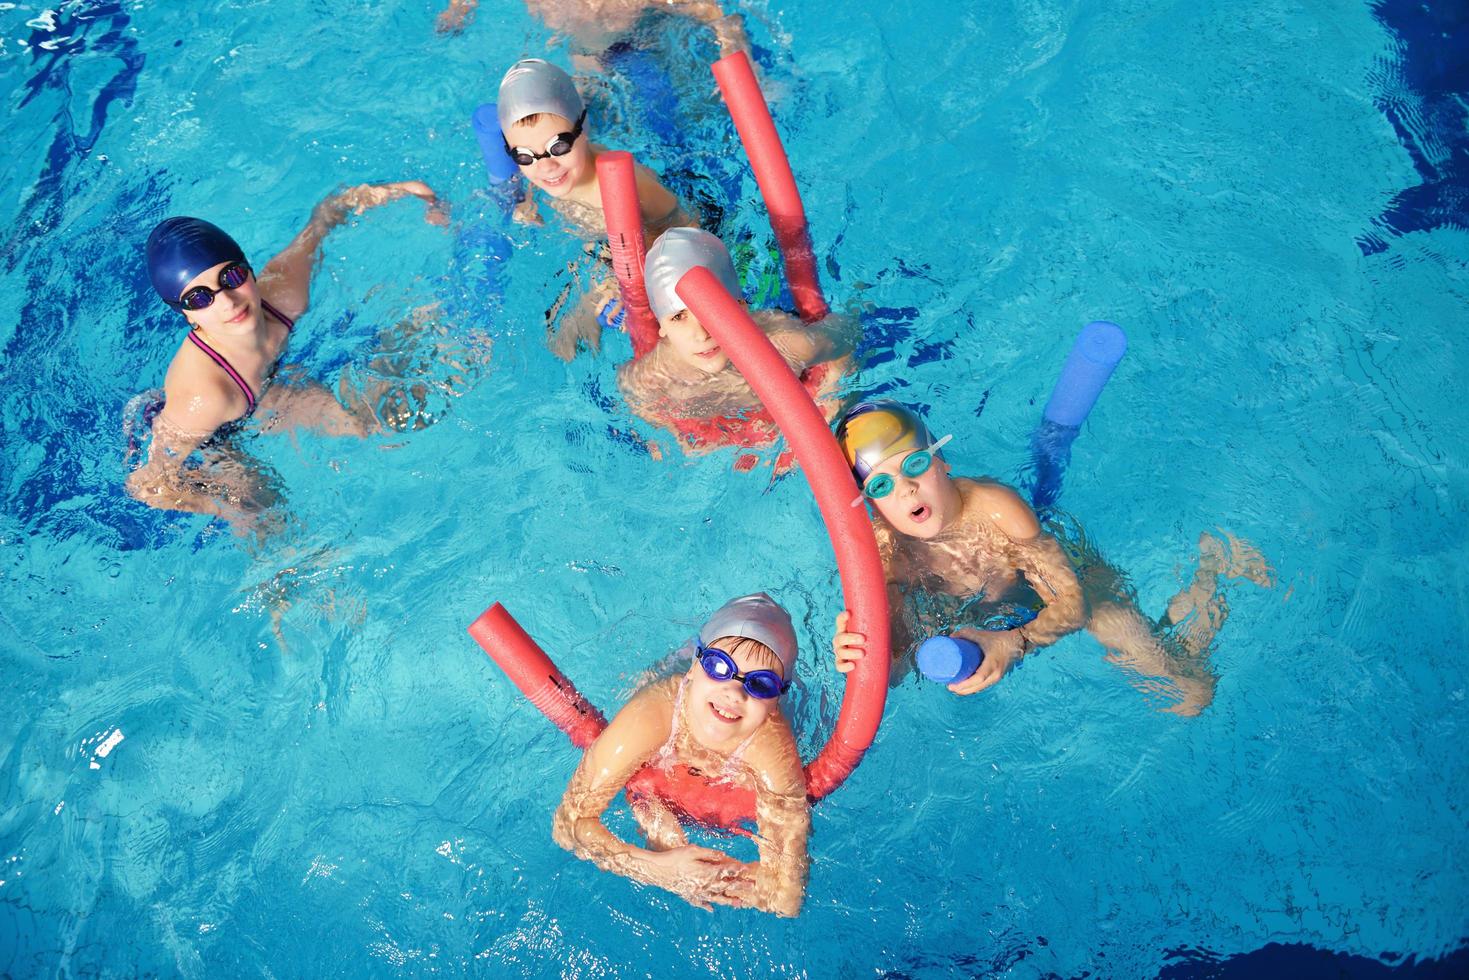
[658,308,730,374]
[683,637,785,751]
[866,449,962,539]
[180,261,259,333]
[506,113,591,198]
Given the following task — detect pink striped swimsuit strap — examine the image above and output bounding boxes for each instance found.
[187,330,257,415]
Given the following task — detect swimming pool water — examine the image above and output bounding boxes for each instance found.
[2,0,1466,976]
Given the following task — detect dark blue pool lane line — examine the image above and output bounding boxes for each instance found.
[1358,1,1468,254]
[1155,939,1469,979]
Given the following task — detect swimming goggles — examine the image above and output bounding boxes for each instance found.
[503,109,587,166]
[851,435,952,507]
[170,261,251,312]
[696,642,789,700]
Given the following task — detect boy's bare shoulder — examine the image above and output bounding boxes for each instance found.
[958,477,1041,541]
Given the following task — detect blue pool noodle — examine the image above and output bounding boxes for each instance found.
[1043,320,1128,427]
[471,104,521,184]
[916,636,984,685]
[1030,320,1127,508]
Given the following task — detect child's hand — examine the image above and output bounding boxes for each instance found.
[948,629,1023,696]
[319,181,447,226]
[435,0,475,33]
[511,196,542,226]
[832,610,865,673]
[647,845,746,911]
[597,295,625,331]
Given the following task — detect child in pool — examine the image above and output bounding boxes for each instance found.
[126,181,445,529]
[827,400,1274,716]
[496,58,698,359]
[439,0,749,60]
[552,594,810,916]
[616,227,853,461]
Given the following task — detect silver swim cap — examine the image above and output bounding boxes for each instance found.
[497,59,584,131]
[645,228,741,322]
[699,593,798,679]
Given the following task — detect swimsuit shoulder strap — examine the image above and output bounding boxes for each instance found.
[649,673,689,771]
[260,298,295,331]
[186,329,257,415]
[720,726,761,779]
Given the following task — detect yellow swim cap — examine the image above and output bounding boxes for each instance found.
[835,400,935,484]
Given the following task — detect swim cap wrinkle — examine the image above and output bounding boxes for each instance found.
[835,400,935,484]
[699,593,798,680]
[645,228,740,322]
[497,59,584,131]
[146,217,246,306]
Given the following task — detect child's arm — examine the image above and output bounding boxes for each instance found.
[948,483,1086,696]
[663,1,750,57]
[631,163,691,232]
[551,683,748,910]
[435,0,476,32]
[744,732,811,917]
[127,381,278,527]
[764,313,856,422]
[257,181,444,322]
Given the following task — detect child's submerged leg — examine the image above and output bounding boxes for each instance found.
[1160,531,1276,655]
[1085,532,1274,716]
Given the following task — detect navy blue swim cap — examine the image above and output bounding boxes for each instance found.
[145,217,247,306]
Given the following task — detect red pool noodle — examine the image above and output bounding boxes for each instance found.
[712,51,829,323]
[676,265,889,802]
[595,151,660,358]
[468,603,607,748]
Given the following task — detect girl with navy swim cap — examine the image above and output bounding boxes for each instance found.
[127,181,444,530]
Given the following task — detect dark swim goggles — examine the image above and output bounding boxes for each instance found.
[503,109,587,166]
[169,261,251,312]
[696,642,790,700]
[852,435,952,506]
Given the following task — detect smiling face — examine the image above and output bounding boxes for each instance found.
[505,113,591,198]
[180,261,259,333]
[865,448,964,539]
[658,307,730,374]
[683,636,784,751]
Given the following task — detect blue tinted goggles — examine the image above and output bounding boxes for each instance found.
[696,642,789,700]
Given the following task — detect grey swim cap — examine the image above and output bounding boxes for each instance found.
[645,228,741,322]
[497,59,584,131]
[699,593,798,679]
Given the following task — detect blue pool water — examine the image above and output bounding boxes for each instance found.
[3,0,1467,976]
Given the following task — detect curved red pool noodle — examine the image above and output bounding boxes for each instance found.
[676,265,889,802]
[712,51,829,323]
[595,151,660,358]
